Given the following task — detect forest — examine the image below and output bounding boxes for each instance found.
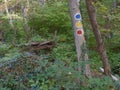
[0,0,120,90]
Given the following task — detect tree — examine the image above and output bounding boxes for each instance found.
[4,0,17,45]
[23,0,30,40]
[68,0,91,77]
[0,30,4,42]
[86,0,111,75]
[114,0,118,8]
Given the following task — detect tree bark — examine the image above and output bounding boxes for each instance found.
[86,0,111,75]
[68,0,91,77]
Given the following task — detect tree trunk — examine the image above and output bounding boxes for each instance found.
[0,30,4,42]
[68,0,91,77]
[4,0,16,45]
[41,0,46,6]
[86,0,111,75]
[23,0,30,41]
[114,0,118,8]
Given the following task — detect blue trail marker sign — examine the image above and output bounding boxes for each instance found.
[74,13,81,20]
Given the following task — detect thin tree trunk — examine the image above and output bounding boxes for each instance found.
[114,0,118,8]
[23,0,30,41]
[40,0,46,6]
[0,30,4,42]
[4,0,14,28]
[4,0,16,45]
[86,0,111,75]
[68,0,91,77]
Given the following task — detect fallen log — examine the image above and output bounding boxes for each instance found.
[30,40,54,49]
[22,40,55,52]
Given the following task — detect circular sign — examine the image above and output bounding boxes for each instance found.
[76,21,82,28]
[74,13,81,20]
[76,29,84,36]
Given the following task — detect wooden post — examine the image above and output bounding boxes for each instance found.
[68,0,91,76]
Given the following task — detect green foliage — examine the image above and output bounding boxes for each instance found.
[52,42,76,62]
[30,35,47,42]
[0,45,21,65]
[0,53,115,90]
[29,1,71,35]
[0,0,120,89]
[87,76,115,90]
[0,44,11,57]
